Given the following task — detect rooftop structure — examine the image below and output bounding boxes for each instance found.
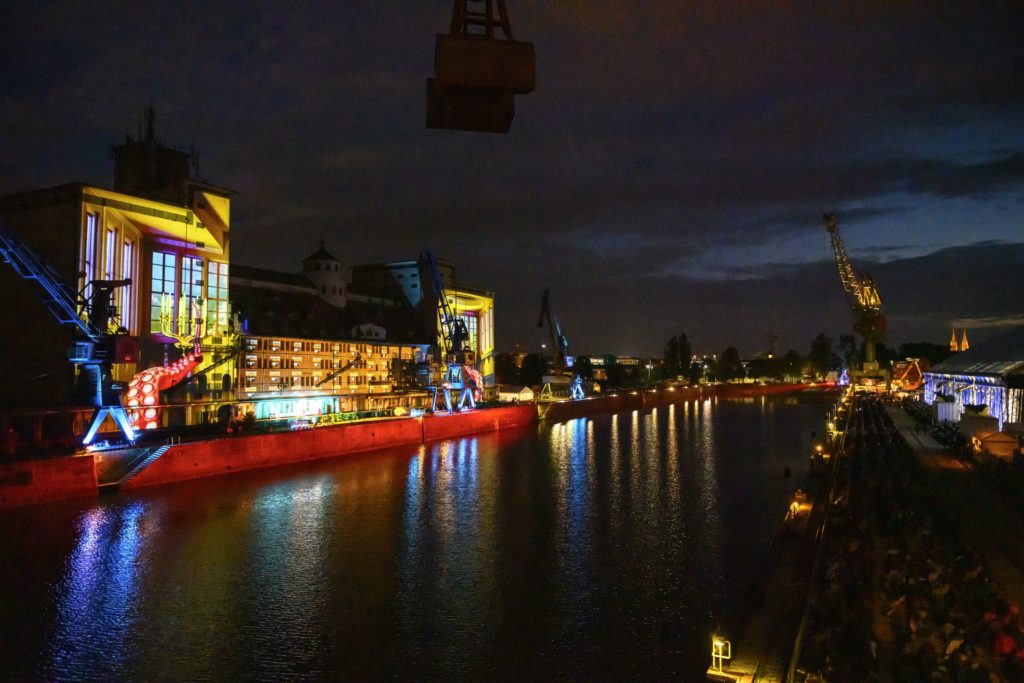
[924,326,1024,429]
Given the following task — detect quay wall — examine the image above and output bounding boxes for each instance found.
[0,454,97,508]
[124,404,539,491]
[423,403,536,441]
[1,388,814,505]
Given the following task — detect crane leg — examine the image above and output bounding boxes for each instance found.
[82,408,110,446]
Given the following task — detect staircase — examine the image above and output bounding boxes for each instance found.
[97,444,171,492]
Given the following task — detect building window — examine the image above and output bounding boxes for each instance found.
[121,239,135,333]
[103,227,116,280]
[82,212,98,297]
[459,313,479,353]
[150,252,176,333]
[182,256,203,300]
[206,261,229,333]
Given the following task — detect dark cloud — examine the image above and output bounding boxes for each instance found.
[1,1,1022,355]
[905,153,1024,198]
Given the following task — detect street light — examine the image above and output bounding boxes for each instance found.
[711,636,731,672]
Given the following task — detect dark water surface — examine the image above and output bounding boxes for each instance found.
[0,396,828,680]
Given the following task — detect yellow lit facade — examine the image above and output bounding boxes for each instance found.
[0,176,233,415]
[443,285,496,386]
[76,184,232,353]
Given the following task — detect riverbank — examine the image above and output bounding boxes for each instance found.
[0,382,822,508]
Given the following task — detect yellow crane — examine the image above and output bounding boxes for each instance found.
[823,212,888,368]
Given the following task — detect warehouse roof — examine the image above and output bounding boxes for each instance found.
[928,325,1024,377]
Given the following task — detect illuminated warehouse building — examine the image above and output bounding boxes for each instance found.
[0,119,234,425]
[923,326,1024,430]
[0,117,491,438]
[228,254,431,420]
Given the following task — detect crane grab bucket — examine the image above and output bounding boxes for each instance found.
[434,34,535,94]
[427,78,516,134]
[427,0,535,133]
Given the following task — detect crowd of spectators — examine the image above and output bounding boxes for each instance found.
[798,396,1023,682]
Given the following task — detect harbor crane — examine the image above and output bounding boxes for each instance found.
[315,353,363,388]
[427,0,535,133]
[823,212,887,377]
[537,289,584,400]
[422,250,483,412]
[0,221,136,445]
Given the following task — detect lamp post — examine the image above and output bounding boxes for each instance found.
[711,636,731,673]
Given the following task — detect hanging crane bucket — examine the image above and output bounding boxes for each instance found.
[426,78,515,133]
[433,34,535,94]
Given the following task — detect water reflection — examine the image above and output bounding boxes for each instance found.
[697,398,724,568]
[247,477,334,674]
[550,418,593,581]
[3,398,830,680]
[49,501,149,678]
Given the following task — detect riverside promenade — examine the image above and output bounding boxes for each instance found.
[707,409,840,681]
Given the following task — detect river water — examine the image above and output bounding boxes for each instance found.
[0,395,828,680]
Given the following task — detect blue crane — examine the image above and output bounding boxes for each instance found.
[421,250,481,412]
[537,289,584,400]
[0,221,136,445]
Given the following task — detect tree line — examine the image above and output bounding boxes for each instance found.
[493,333,952,388]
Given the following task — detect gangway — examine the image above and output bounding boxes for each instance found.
[97,444,171,492]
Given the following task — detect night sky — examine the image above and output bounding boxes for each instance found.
[2,2,1022,357]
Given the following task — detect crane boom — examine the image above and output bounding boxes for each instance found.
[823,212,887,368]
[823,212,882,312]
[315,353,363,387]
[422,250,470,364]
[420,250,480,411]
[0,222,102,340]
[537,289,569,373]
[0,220,135,444]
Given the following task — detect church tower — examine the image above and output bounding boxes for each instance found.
[301,241,347,308]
